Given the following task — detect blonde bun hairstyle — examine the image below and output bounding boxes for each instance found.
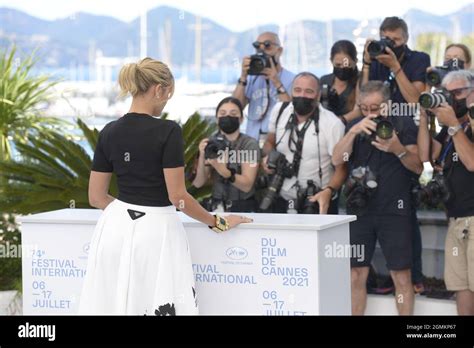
[118,57,174,99]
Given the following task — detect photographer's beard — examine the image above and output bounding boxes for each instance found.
[292,97,317,117]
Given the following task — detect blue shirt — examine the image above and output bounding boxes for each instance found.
[244,68,295,140]
[369,46,430,115]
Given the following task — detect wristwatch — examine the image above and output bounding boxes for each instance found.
[447,124,463,137]
[276,85,286,94]
[238,78,247,86]
[208,214,230,233]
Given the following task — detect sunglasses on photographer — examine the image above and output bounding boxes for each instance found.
[252,40,278,50]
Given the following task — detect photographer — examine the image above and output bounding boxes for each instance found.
[361,16,430,106]
[332,81,423,315]
[232,32,294,143]
[425,43,472,89]
[361,16,430,294]
[320,40,362,125]
[261,72,347,214]
[193,97,261,213]
[417,70,474,315]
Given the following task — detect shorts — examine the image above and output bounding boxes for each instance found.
[350,215,413,271]
[444,216,474,292]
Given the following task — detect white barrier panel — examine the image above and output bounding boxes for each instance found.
[19,209,355,315]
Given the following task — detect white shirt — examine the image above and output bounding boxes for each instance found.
[268,102,345,200]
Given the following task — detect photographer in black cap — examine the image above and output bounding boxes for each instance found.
[333,81,423,315]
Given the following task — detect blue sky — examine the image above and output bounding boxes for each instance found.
[0,0,472,32]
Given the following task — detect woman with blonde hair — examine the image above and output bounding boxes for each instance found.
[78,57,252,315]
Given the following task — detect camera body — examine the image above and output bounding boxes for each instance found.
[297,180,321,214]
[259,150,294,211]
[367,37,396,58]
[344,166,378,215]
[361,116,394,141]
[426,59,464,87]
[204,133,231,160]
[248,53,272,75]
[320,84,339,111]
[412,172,452,208]
[418,90,453,109]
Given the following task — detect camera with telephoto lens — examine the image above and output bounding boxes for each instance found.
[418,90,452,109]
[426,59,464,87]
[248,53,272,75]
[204,133,231,160]
[367,37,395,58]
[344,166,378,215]
[259,150,294,211]
[411,172,452,208]
[361,116,394,141]
[298,180,321,214]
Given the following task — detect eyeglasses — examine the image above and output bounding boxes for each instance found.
[252,40,278,50]
[359,104,382,113]
[446,86,473,98]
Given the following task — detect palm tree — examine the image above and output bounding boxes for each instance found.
[0,114,216,215]
[0,45,61,161]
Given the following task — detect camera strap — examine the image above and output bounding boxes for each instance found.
[438,121,471,169]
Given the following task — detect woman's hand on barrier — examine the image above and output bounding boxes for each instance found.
[226,214,253,229]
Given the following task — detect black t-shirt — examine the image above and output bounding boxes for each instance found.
[435,125,474,218]
[92,113,184,206]
[320,73,356,116]
[346,115,418,216]
[369,47,430,116]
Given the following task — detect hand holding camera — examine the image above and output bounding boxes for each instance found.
[350,114,379,136]
[371,131,404,155]
[262,56,280,85]
[240,56,251,80]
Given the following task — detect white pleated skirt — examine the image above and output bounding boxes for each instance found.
[78,199,198,315]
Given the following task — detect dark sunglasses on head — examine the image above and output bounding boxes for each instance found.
[252,40,277,49]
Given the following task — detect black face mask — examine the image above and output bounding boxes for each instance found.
[333,66,358,81]
[218,116,240,134]
[292,97,317,116]
[469,104,474,119]
[453,98,468,119]
[392,44,406,59]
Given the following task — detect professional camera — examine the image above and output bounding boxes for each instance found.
[298,180,321,214]
[259,150,294,210]
[248,53,273,75]
[361,116,394,141]
[426,59,464,87]
[204,133,231,160]
[320,84,339,111]
[344,166,378,215]
[412,172,452,208]
[367,37,395,58]
[418,90,452,109]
